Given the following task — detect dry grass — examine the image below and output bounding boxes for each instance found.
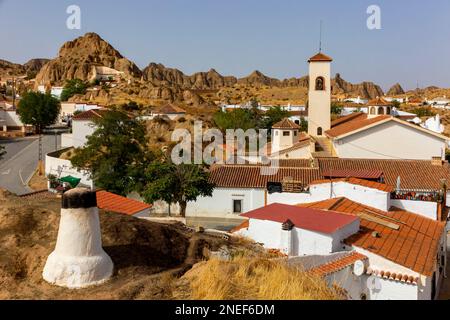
[180,257,343,300]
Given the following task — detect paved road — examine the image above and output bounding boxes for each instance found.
[0,134,61,195]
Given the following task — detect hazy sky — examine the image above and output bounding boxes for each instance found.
[1,0,449,90]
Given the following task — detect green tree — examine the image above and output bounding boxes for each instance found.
[60,79,87,102]
[331,102,344,115]
[142,161,215,217]
[299,117,308,132]
[70,110,153,196]
[261,106,290,129]
[213,109,259,131]
[17,91,60,133]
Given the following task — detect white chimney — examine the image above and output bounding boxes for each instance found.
[43,188,113,289]
[280,220,294,256]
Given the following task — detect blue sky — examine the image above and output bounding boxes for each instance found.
[1,0,449,90]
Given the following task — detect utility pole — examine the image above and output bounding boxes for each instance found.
[12,77,16,109]
[38,133,43,176]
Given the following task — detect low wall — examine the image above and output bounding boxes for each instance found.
[391,199,437,220]
[45,149,93,188]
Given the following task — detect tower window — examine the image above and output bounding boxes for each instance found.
[370,107,376,115]
[378,107,384,115]
[317,127,323,136]
[386,107,391,115]
[315,77,325,91]
[283,131,290,136]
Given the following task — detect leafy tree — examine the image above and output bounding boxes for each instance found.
[60,79,87,102]
[70,111,153,196]
[411,107,435,118]
[261,106,289,129]
[299,117,308,132]
[142,161,215,217]
[17,91,60,133]
[391,100,401,109]
[213,109,259,131]
[331,102,343,115]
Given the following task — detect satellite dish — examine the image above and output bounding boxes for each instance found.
[353,260,365,277]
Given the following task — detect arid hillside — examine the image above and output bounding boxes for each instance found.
[0,189,339,300]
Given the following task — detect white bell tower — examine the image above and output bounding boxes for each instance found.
[307,52,332,137]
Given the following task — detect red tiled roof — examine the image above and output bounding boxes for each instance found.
[310,252,368,277]
[72,109,109,121]
[272,118,300,129]
[317,158,450,191]
[367,268,419,285]
[310,177,394,192]
[209,166,322,188]
[322,169,384,180]
[242,203,359,234]
[299,198,445,276]
[308,52,333,62]
[157,103,186,114]
[367,97,393,106]
[326,113,390,138]
[96,190,151,216]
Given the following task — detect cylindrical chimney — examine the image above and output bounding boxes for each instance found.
[43,188,114,289]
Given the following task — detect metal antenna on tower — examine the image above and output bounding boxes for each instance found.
[319,20,323,52]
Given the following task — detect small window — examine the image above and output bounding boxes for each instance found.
[233,200,242,214]
[370,107,376,115]
[317,127,323,136]
[378,107,384,115]
[283,131,290,137]
[294,131,298,136]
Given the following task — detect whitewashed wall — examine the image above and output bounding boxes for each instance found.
[245,219,359,256]
[186,187,265,219]
[391,199,438,220]
[333,120,446,160]
[45,153,93,188]
[72,120,97,148]
[309,182,391,211]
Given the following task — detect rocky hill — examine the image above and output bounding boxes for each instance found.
[332,73,384,99]
[1,32,419,105]
[387,83,405,96]
[35,33,142,86]
[0,59,27,77]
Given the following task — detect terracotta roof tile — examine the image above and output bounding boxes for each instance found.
[317,158,450,191]
[157,103,186,114]
[308,52,333,62]
[326,113,391,138]
[209,166,321,188]
[300,198,445,276]
[242,203,359,234]
[367,97,393,106]
[272,118,300,129]
[310,251,368,277]
[322,169,384,180]
[96,190,151,216]
[72,109,110,121]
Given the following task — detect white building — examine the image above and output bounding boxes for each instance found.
[141,104,186,121]
[234,182,447,300]
[421,114,445,134]
[344,96,368,105]
[61,109,108,148]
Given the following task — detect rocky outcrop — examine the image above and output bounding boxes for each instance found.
[0,59,26,76]
[332,73,384,99]
[143,63,237,89]
[237,70,281,87]
[35,33,142,86]
[23,59,50,74]
[386,83,405,96]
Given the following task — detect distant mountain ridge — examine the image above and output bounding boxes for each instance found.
[2,32,444,101]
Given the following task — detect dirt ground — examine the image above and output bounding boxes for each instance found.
[28,170,48,191]
[0,189,232,300]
